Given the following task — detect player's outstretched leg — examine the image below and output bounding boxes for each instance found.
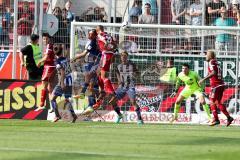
[202,103,212,121]
[109,95,123,123]
[35,82,48,111]
[135,107,143,125]
[171,103,180,123]
[51,98,61,122]
[218,104,234,127]
[65,99,77,123]
[209,104,220,126]
[40,88,47,108]
[82,95,95,116]
[114,106,123,123]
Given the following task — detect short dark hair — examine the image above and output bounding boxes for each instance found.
[121,51,128,56]
[145,3,151,8]
[54,45,63,56]
[90,29,97,36]
[168,57,174,62]
[42,32,50,37]
[97,25,104,31]
[182,63,190,68]
[30,34,39,41]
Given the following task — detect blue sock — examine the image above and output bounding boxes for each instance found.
[113,106,121,116]
[81,83,89,94]
[51,100,60,117]
[88,95,96,107]
[51,100,57,109]
[135,107,142,120]
[93,84,99,93]
[65,100,75,115]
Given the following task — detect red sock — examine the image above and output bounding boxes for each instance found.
[98,76,104,90]
[210,104,218,121]
[219,104,230,118]
[40,89,47,107]
[103,78,115,94]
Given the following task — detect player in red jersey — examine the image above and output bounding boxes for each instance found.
[35,33,56,111]
[93,25,117,109]
[199,50,234,126]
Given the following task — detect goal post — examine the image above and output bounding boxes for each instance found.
[70,22,240,124]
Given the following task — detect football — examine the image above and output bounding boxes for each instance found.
[121,21,129,30]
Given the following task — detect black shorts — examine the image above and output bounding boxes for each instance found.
[27,65,43,80]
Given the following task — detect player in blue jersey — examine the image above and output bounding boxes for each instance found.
[51,44,77,123]
[72,29,101,115]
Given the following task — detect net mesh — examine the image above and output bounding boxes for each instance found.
[71,23,240,123]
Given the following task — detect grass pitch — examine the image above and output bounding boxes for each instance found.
[0,120,240,160]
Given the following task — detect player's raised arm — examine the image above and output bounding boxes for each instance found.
[71,50,88,62]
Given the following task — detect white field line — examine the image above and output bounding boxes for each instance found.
[81,124,239,131]
[0,147,164,159]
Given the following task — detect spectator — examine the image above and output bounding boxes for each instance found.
[232,0,240,24]
[207,0,226,25]
[64,0,74,40]
[190,0,203,50]
[17,1,34,49]
[52,7,64,44]
[62,8,70,43]
[19,34,43,80]
[138,3,156,51]
[138,3,155,24]
[0,6,11,49]
[93,7,106,22]
[142,0,158,17]
[81,6,107,22]
[170,0,188,52]
[129,0,142,23]
[65,0,74,22]
[171,0,187,25]
[214,7,236,55]
[190,0,203,25]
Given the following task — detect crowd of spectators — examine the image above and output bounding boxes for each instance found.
[124,0,240,55]
[2,0,240,55]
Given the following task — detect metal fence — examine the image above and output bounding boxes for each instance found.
[1,0,240,79]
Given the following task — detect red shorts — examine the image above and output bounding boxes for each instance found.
[41,66,56,81]
[100,52,114,72]
[209,85,225,103]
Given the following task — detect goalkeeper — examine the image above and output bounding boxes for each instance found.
[170,63,211,122]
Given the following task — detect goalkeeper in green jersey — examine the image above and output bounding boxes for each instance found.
[170,63,211,122]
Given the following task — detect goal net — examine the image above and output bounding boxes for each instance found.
[70,22,240,124]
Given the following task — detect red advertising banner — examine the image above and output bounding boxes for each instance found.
[0,51,28,79]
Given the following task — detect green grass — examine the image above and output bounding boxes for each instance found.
[0,120,240,160]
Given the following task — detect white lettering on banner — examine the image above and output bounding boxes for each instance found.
[124,112,190,123]
[194,61,204,77]
[222,61,236,79]
[192,60,240,84]
[0,52,9,71]
[47,110,240,125]
[137,95,162,107]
